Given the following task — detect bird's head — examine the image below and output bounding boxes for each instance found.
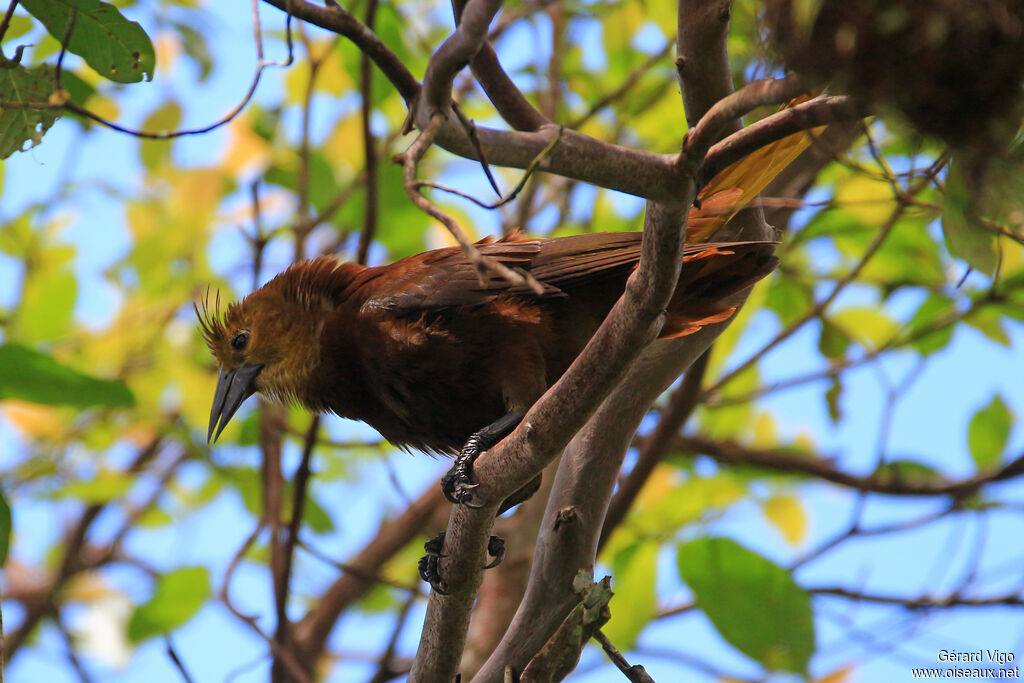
[196,285,324,443]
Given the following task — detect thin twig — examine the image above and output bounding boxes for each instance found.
[165,638,197,683]
[594,630,656,683]
[55,615,94,683]
[219,522,315,683]
[54,8,77,85]
[24,0,294,139]
[0,0,19,50]
[677,435,1024,498]
[451,101,501,196]
[396,112,545,294]
[356,0,381,265]
[412,127,564,210]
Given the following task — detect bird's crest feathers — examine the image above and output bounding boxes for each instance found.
[195,287,227,353]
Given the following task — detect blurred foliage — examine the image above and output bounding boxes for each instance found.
[0,0,1022,681]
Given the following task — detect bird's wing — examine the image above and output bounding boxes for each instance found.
[362,232,642,315]
[363,231,770,316]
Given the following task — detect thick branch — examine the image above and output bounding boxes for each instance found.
[452,0,549,131]
[414,200,690,682]
[698,95,861,186]
[421,0,503,112]
[262,1,857,202]
[683,74,803,161]
[599,351,709,551]
[677,0,735,127]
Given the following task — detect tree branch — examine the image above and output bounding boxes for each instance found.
[261,0,420,104]
[677,0,735,128]
[698,95,861,186]
[678,435,1024,498]
[599,350,710,551]
[682,74,804,163]
[422,199,692,683]
[420,0,503,113]
[452,0,549,131]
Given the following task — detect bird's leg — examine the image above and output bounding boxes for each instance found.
[418,531,506,594]
[441,411,525,507]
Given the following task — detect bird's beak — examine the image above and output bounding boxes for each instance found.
[208,364,263,443]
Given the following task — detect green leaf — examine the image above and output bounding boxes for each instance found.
[0,343,135,408]
[603,541,657,650]
[173,21,213,82]
[127,566,210,642]
[302,494,336,535]
[52,470,133,503]
[677,537,814,673]
[0,487,11,566]
[908,294,955,356]
[765,273,813,327]
[830,307,897,351]
[943,160,999,277]
[825,377,842,424]
[968,395,1012,470]
[16,260,77,341]
[818,318,850,359]
[0,62,61,159]
[19,0,155,83]
[139,100,182,171]
[965,307,1010,346]
[872,459,946,487]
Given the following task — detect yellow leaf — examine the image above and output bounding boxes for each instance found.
[752,412,778,447]
[602,3,645,55]
[636,463,678,508]
[603,540,657,650]
[84,92,120,122]
[2,399,64,438]
[834,174,895,226]
[323,113,365,169]
[689,109,828,241]
[66,571,116,602]
[812,665,856,683]
[224,113,271,175]
[762,494,808,546]
[284,41,354,101]
[831,307,898,351]
[794,429,816,453]
[155,31,181,78]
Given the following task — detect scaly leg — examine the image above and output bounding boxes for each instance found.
[441,411,525,507]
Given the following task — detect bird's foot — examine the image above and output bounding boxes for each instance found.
[418,531,506,594]
[441,435,486,508]
[441,411,526,508]
[418,532,450,594]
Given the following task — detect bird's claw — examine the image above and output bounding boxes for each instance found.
[441,434,484,507]
[418,532,450,594]
[418,531,506,594]
[483,535,505,569]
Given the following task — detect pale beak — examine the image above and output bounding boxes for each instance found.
[207,364,263,443]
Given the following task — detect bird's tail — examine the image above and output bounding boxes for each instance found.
[659,242,779,339]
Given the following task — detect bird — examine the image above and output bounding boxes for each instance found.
[197,230,778,589]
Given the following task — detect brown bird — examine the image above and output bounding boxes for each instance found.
[197,231,776,587]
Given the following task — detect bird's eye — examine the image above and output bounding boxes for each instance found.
[231,331,250,351]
